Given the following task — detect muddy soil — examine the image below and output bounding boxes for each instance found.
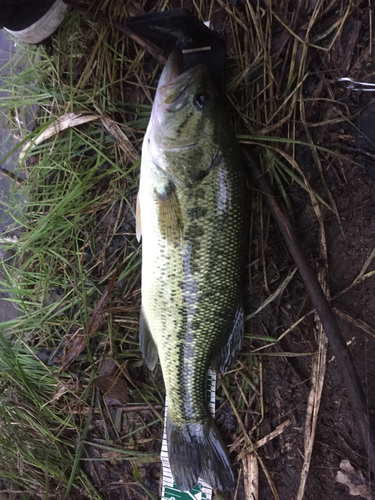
[247,4,375,499]
[252,152,375,500]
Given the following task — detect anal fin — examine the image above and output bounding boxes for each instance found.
[139,308,158,370]
[211,302,244,373]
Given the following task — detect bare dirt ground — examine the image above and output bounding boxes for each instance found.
[245,3,375,498]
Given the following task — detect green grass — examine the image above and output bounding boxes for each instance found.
[0,6,163,498]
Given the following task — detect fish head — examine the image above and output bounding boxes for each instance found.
[147,50,222,186]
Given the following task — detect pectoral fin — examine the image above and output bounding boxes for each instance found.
[136,192,142,242]
[156,183,183,245]
[211,302,244,373]
[139,308,158,370]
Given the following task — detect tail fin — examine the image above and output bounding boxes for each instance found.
[166,415,234,492]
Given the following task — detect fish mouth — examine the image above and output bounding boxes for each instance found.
[156,50,205,111]
[158,49,183,88]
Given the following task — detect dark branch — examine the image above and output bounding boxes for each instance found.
[244,148,375,477]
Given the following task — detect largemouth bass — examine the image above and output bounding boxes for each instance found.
[137,50,246,492]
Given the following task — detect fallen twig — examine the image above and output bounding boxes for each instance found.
[235,419,292,456]
[334,308,375,339]
[219,375,281,500]
[0,167,24,186]
[243,452,259,500]
[297,268,329,499]
[245,149,375,477]
[20,112,98,161]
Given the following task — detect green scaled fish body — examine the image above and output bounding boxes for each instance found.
[137,51,246,492]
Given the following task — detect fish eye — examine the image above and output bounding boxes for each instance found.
[193,92,209,109]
